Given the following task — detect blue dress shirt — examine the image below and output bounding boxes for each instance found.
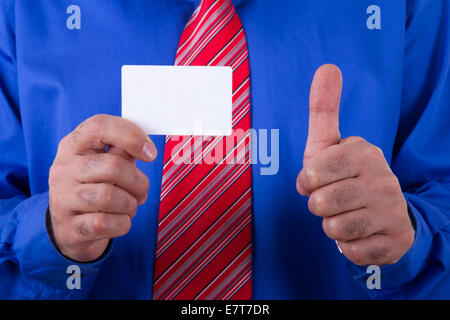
[0,0,449,299]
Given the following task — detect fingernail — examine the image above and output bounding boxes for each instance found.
[297,181,306,196]
[142,142,157,161]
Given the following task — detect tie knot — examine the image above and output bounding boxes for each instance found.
[200,0,232,10]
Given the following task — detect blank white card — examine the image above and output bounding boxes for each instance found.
[122,65,232,136]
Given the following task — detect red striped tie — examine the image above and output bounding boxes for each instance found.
[152,0,253,300]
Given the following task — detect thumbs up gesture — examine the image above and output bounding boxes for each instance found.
[297,65,414,266]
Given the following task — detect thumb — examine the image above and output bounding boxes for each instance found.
[304,64,342,165]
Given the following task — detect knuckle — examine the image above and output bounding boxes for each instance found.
[98,184,113,207]
[367,245,390,264]
[72,120,89,142]
[343,216,371,239]
[105,155,123,176]
[349,136,366,143]
[74,219,91,237]
[333,183,360,207]
[87,114,107,140]
[327,151,350,176]
[57,135,71,151]
[70,128,82,144]
[80,154,104,173]
[391,197,408,222]
[92,215,108,234]
[76,187,98,207]
[363,144,384,162]
[374,175,401,196]
[90,114,107,125]
[48,163,63,184]
[374,146,384,157]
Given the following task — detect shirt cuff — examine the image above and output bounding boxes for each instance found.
[12,192,113,299]
[347,194,433,297]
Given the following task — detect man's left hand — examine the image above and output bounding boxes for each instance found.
[297,64,414,266]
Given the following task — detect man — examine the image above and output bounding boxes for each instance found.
[0,0,449,299]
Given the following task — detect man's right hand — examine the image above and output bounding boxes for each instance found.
[48,114,157,262]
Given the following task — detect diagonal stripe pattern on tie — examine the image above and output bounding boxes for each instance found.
[152,0,253,300]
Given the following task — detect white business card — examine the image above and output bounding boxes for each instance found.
[121,65,232,136]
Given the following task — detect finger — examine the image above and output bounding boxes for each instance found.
[308,178,366,217]
[298,138,367,193]
[77,153,149,204]
[71,183,138,217]
[322,208,380,241]
[71,212,131,242]
[296,180,309,196]
[105,147,148,204]
[107,146,136,163]
[304,64,342,165]
[337,234,401,266]
[65,114,157,162]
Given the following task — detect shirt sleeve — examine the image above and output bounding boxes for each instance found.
[348,0,450,299]
[0,1,112,299]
